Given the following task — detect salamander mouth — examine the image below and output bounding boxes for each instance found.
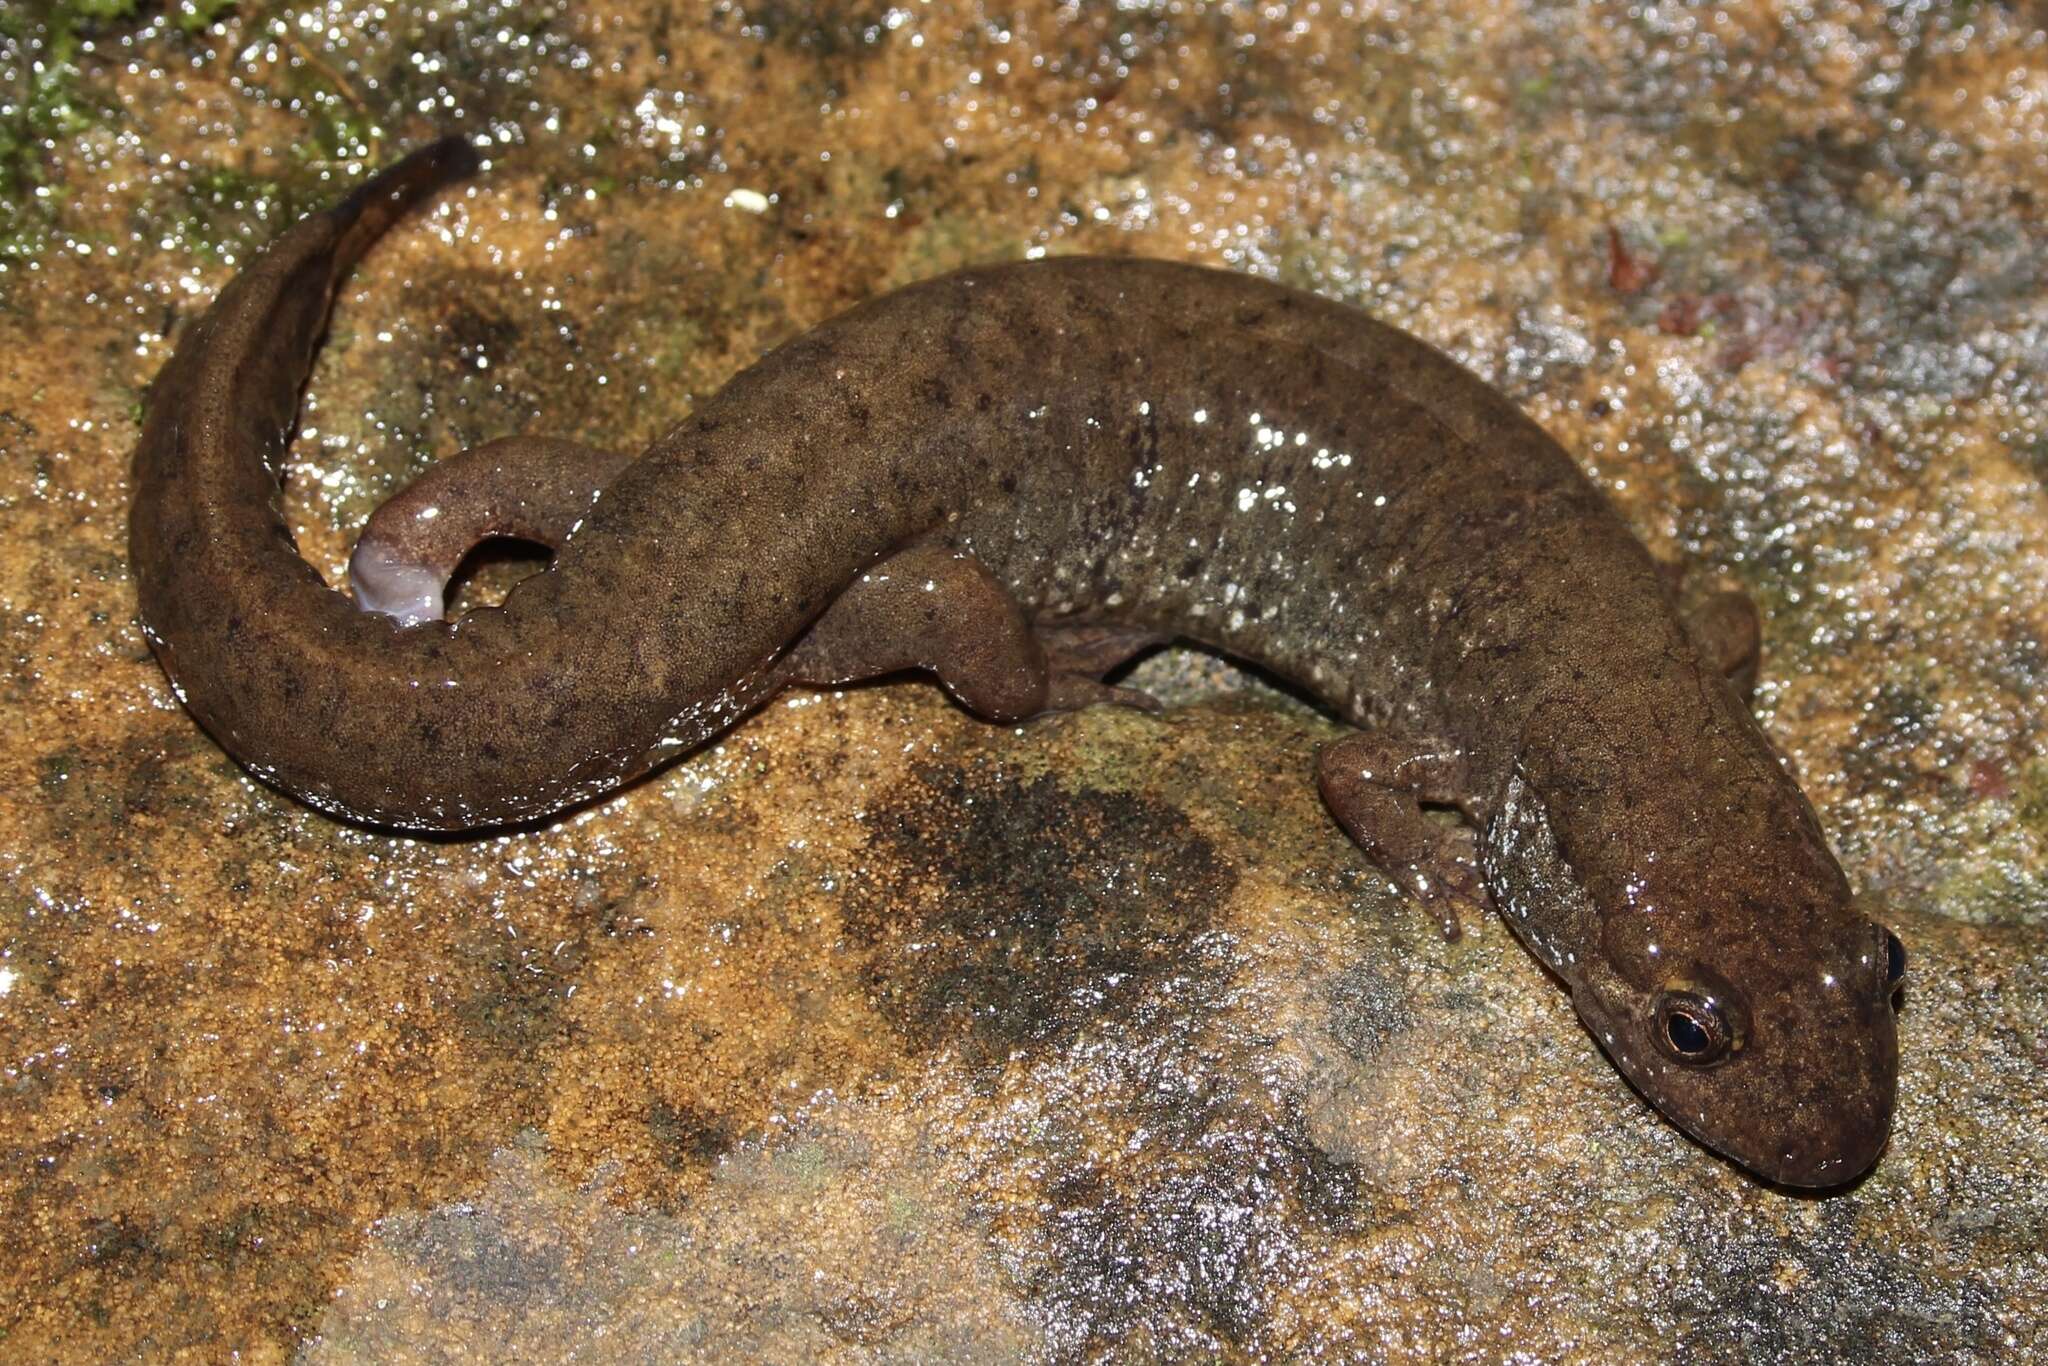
[1759,1130,1891,1189]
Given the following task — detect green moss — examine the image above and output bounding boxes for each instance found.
[2012,760,2048,839]
[1927,840,2048,926]
[173,1,240,31]
[1513,72,1554,112]
[0,4,243,265]
[886,210,1025,286]
[650,317,708,378]
[1,12,92,261]
[166,163,295,260]
[883,1189,923,1236]
[777,1140,830,1192]
[2022,434,2048,484]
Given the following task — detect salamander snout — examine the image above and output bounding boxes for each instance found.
[1729,919,1905,1189]
[1573,915,1906,1189]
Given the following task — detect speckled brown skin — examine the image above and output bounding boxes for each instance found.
[130,140,1902,1188]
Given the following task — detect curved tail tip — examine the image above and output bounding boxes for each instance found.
[351,134,482,208]
[400,134,485,185]
[333,135,484,256]
[349,535,450,627]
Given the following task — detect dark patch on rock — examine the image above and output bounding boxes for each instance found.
[842,764,1236,1068]
[80,1215,163,1272]
[27,731,218,842]
[723,1,897,60]
[1665,1195,2011,1360]
[1845,681,1948,800]
[452,926,583,1056]
[1020,1087,1368,1358]
[1325,961,1415,1060]
[406,1200,574,1308]
[647,1099,736,1171]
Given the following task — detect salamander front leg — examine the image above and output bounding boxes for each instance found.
[1681,583,1803,781]
[1316,733,1485,939]
[1685,587,1762,702]
[349,435,635,625]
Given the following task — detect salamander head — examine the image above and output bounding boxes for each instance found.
[1568,905,1902,1188]
[1483,762,1904,1188]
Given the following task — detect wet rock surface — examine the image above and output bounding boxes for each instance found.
[2,1,2045,1359]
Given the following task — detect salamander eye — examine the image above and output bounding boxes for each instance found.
[1653,991,1731,1065]
[1884,930,1906,1001]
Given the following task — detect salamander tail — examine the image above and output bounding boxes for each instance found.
[330,135,482,273]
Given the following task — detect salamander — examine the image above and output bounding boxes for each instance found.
[129,138,1905,1188]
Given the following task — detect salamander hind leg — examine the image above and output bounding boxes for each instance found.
[349,435,636,625]
[1316,732,1486,940]
[776,541,1054,720]
[782,549,1170,720]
